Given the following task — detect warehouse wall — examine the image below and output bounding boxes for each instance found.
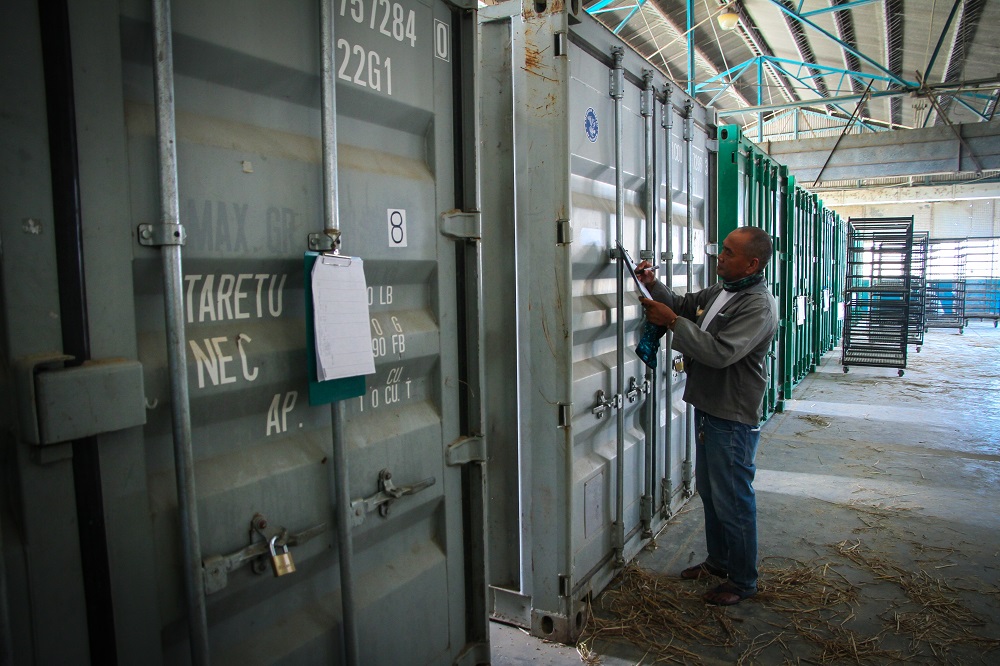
[829,200,1000,238]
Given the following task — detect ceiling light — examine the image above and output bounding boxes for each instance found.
[718,5,739,31]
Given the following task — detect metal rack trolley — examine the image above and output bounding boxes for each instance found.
[841,218,914,376]
[963,237,1000,327]
[925,239,967,333]
[907,231,928,350]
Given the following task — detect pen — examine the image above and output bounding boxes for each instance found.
[636,265,659,274]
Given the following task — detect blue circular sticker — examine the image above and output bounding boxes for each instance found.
[585,108,599,142]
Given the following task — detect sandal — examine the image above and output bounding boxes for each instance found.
[703,581,755,606]
[680,561,728,580]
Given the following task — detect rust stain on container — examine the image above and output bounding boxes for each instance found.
[525,46,543,74]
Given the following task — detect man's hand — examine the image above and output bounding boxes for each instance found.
[635,260,658,286]
[639,297,677,328]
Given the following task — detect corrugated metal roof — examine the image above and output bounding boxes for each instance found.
[587,0,1000,139]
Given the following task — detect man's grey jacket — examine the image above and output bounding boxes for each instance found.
[647,279,779,426]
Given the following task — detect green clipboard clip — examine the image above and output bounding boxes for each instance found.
[304,251,366,405]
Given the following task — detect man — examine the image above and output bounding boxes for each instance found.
[636,226,778,606]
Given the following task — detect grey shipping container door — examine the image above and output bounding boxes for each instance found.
[0,0,487,664]
[478,0,711,645]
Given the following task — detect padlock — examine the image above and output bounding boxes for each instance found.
[269,535,296,577]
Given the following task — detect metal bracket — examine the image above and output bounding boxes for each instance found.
[440,211,482,240]
[137,223,186,247]
[609,48,624,99]
[661,86,673,129]
[446,435,486,465]
[640,70,654,117]
[639,249,654,261]
[14,354,146,445]
[592,390,621,419]
[705,243,719,257]
[608,247,622,261]
[661,251,673,262]
[705,139,719,152]
[307,230,341,253]
[202,519,327,594]
[682,252,694,263]
[350,469,436,525]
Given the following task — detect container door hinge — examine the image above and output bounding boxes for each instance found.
[137,223,185,246]
[559,574,572,597]
[705,139,719,152]
[558,403,572,428]
[557,219,572,245]
[554,31,567,57]
[440,210,482,240]
[446,435,486,465]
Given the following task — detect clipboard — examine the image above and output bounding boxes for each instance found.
[616,240,652,299]
[304,251,366,405]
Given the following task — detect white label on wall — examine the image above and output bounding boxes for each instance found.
[387,208,407,247]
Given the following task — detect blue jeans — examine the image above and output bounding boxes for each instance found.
[695,408,761,592]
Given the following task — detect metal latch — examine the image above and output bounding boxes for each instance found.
[592,390,621,419]
[202,516,327,594]
[15,354,146,446]
[626,377,649,403]
[350,469,436,525]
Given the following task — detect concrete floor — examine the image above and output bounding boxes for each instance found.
[492,324,1000,664]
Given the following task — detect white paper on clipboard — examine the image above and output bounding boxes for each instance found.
[616,241,652,299]
[311,255,376,381]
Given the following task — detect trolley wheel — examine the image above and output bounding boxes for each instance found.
[842,366,849,374]
[960,327,964,335]
[898,369,905,377]
[916,346,921,353]
[994,320,998,328]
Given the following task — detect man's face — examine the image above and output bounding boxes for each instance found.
[716,230,759,282]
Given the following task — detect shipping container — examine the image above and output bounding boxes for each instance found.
[477,1,708,643]
[3,0,858,661]
[1,0,488,664]
[717,125,847,410]
[717,125,783,417]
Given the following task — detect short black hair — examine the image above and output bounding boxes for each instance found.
[736,226,773,271]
